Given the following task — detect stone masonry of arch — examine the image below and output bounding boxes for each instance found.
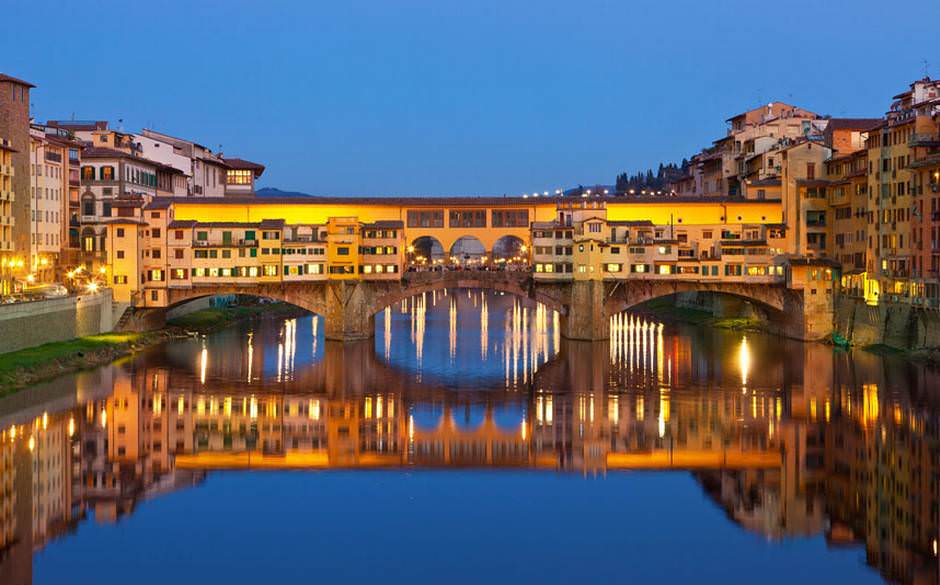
[139,273,808,342]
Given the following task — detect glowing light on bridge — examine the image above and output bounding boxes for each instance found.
[199,343,208,385]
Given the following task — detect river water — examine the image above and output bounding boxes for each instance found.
[1,289,938,585]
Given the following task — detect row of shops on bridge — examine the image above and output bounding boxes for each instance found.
[100,196,837,309]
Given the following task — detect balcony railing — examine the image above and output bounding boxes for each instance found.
[909,133,940,147]
[192,239,258,247]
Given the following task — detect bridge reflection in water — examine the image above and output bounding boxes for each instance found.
[1,290,940,585]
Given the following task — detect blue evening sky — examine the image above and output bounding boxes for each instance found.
[4,0,939,196]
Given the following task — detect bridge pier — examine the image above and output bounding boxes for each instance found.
[323,281,376,342]
[559,280,609,341]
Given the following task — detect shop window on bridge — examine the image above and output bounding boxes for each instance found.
[407,210,444,228]
[491,209,529,228]
[263,265,279,277]
[724,264,743,276]
[172,269,188,280]
[449,209,486,228]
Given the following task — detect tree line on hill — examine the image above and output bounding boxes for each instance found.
[614,161,689,194]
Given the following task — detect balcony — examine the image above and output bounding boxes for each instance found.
[0,164,13,176]
[909,133,940,147]
[192,238,259,248]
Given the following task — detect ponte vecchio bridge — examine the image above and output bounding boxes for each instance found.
[102,194,837,341]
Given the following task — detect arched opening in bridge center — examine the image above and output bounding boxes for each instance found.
[408,236,445,269]
[491,235,528,269]
[449,236,486,268]
[608,290,790,342]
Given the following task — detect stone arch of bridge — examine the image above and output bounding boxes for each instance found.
[603,279,792,321]
[163,284,329,318]
[366,273,567,318]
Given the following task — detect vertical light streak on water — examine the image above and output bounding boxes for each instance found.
[311,314,319,357]
[199,342,208,385]
[384,306,392,361]
[656,323,664,385]
[522,306,529,385]
[480,294,488,361]
[449,296,457,362]
[553,310,560,356]
[246,331,254,383]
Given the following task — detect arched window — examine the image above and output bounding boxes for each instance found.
[81,193,95,217]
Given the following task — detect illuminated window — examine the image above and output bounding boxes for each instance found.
[263,265,278,277]
[226,169,253,185]
[363,265,373,274]
[657,264,671,275]
[606,263,621,272]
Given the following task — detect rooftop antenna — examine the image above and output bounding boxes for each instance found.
[118,118,124,132]
[923,59,930,79]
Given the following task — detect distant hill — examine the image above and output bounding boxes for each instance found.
[255,187,316,198]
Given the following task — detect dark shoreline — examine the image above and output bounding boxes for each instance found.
[0,302,308,396]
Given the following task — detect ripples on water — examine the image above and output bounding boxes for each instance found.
[1,289,939,585]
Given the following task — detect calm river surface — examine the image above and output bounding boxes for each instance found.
[2,289,939,585]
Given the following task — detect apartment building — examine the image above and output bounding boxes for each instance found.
[531,199,787,284]
[105,200,405,305]
[28,125,70,280]
[221,158,265,195]
[0,74,33,267]
[138,129,228,197]
[674,102,822,198]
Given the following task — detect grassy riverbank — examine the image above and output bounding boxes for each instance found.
[0,301,306,396]
[167,302,305,331]
[0,331,166,396]
[632,297,767,332]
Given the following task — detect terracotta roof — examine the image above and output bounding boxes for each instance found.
[97,218,147,226]
[363,220,405,229]
[749,179,781,187]
[46,120,108,131]
[222,157,266,176]
[148,194,783,209]
[0,73,35,88]
[608,220,654,227]
[168,220,198,229]
[826,118,883,131]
